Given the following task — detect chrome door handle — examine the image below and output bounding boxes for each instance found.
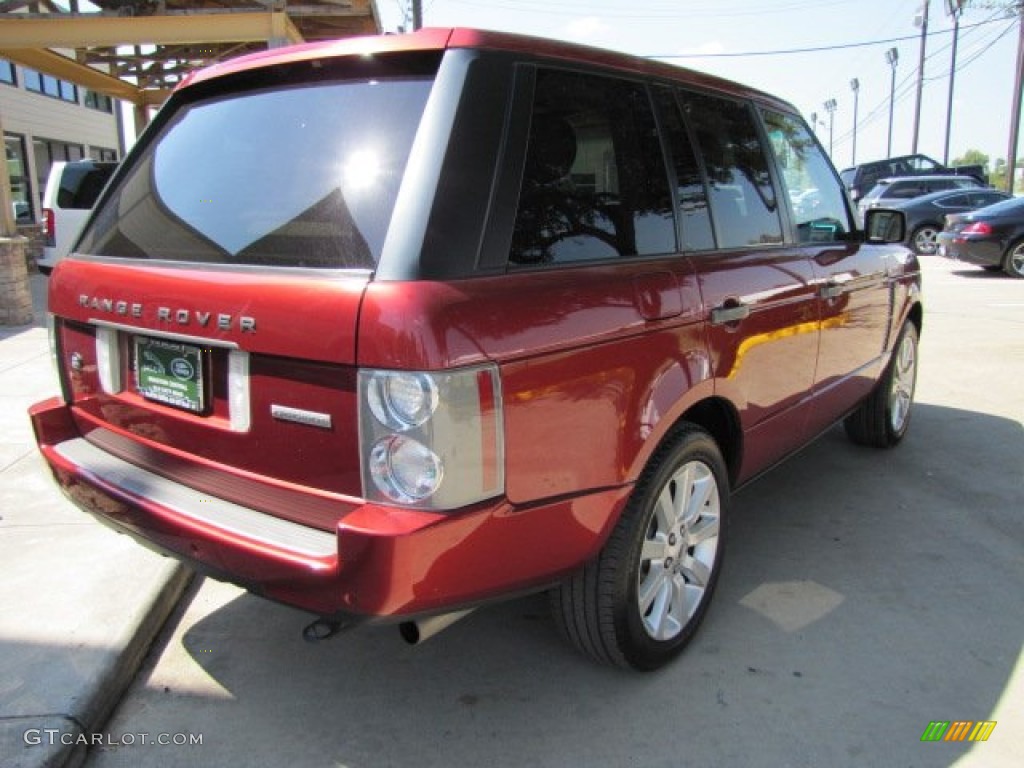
[710,303,750,325]
[820,281,845,299]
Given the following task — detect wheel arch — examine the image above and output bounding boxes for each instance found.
[674,397,743,489]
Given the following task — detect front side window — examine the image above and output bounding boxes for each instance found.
[762,109,851,243]
[78,72,434,269]
[511,69,675,265]
[935,193,970,208]
[681,91,782,249]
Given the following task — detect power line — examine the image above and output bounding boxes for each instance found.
[647,16,1008,59]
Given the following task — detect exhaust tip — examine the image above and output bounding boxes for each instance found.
[398,621,421,645]
[398,608,475,645]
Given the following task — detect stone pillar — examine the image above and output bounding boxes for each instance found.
[0,237,33,326]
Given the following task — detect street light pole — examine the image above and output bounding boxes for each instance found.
[824,98,838,158]
[850,78,860,166]
[943,0,964,165]
[886,47,899,159]
[912,0,930,154]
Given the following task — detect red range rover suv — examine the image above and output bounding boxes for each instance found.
[29,28,921,670]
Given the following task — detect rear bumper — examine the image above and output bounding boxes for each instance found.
[937,236,1002,268]
[29,397,629,620]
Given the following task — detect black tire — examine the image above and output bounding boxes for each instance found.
[550,425,728,671]
[844,322,919,447]
[1002,240,1024,278]
[910,224,940,256]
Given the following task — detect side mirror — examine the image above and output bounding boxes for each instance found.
[864,208,906,244]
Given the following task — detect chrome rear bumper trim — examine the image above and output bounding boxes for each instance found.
[54,437,337,559]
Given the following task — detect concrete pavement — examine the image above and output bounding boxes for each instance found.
[0,275,192,768]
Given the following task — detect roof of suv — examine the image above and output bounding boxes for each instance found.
[177,27,795,113]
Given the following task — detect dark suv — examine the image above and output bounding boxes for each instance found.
[29,28,920,670]
[840,153,986,203]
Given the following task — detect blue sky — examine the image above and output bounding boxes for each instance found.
[376,0,1020,172]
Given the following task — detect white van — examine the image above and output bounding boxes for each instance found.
[36,160,117,274]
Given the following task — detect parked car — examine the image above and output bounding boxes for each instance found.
[936,195,1024,278]
[839,153,987,202]
[28,28,921,671]
[891,187,1011,255]
[36,159,118,274]
[857,174,986,222]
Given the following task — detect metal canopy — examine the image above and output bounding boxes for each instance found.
[0,1,381,107]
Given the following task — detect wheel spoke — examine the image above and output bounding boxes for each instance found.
[680,553,711,588]
[638,567,670,615]
[683,470,714,525]
[653,485,676,533]
[640,535,669,562]
[686,515,720,547]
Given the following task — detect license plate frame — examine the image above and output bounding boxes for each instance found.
[134,336,206,413]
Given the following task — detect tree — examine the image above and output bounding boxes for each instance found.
[952,149,990,173]
[990,158,1008,191]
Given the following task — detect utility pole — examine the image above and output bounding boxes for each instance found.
[912,1,930,154]
[943,1,965,165]
[1007,1,1024,194]
[412,0,423,31]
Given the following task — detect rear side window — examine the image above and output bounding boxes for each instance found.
[888,183,927,199]
[57,164,116,209]
[679,90,782,249]
[510,69,675,265]
[77,75,434,269]
[761,109,850,242]
[970,191,1008,207]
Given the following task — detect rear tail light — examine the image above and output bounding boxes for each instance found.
[961,221,993,236]
[358,365,504,510]
[42,208,55,247]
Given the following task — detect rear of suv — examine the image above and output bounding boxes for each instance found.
[29,28,921,670]
[37,159,118,274]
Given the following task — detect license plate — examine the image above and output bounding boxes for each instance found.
[135,337,206,413]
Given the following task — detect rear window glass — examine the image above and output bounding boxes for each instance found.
[77,75,433,269]
[57,164,117,209]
